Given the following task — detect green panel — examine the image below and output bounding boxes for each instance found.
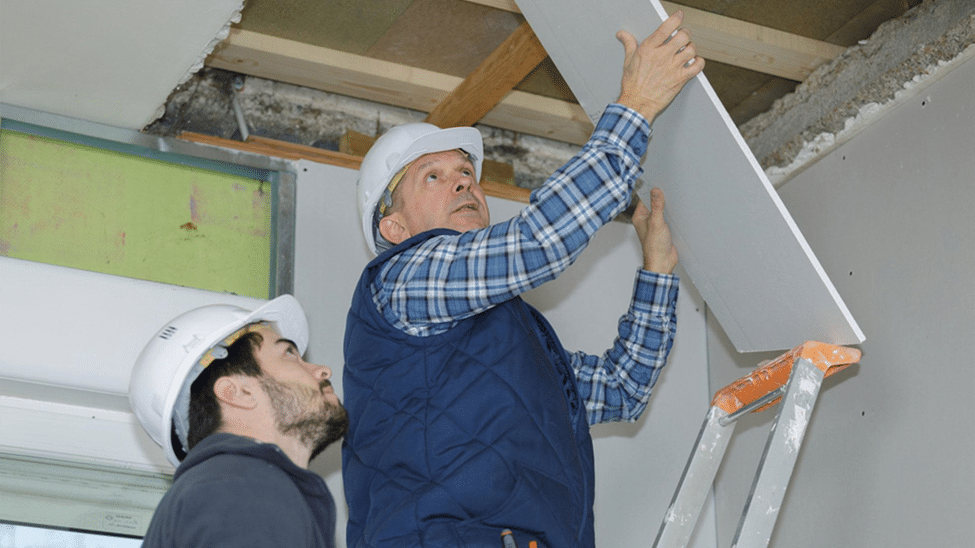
[0,130,272,298]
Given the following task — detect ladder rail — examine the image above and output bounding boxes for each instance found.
[653,406,736,548]
[731,355,826,548]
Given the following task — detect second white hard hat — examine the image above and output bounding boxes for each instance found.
[357,123,483,255]
[128,294,308,467]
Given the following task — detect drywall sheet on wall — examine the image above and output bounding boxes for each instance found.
[515,0,864,352]
[0,129,273,298]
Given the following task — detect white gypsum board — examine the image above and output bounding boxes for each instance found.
[514,0,864,352]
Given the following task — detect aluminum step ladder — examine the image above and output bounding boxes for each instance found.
[653,341,861,548]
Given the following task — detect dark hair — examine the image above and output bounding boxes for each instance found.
[186,329,265,450]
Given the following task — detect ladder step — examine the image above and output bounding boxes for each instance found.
[712,341,860,417]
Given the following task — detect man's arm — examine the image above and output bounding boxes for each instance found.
[573,190,680,425]
[375,105,649,336]
[376,14,700,337]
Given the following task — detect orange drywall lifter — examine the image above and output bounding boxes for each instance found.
[653,341,861,548]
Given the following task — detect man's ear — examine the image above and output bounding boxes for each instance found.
[379,213,411,246]
[213,376,259,410]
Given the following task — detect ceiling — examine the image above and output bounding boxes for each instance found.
[0,0,244,129]
[203,0,918,146]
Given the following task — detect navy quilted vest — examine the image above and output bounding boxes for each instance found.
[343,230,596,548]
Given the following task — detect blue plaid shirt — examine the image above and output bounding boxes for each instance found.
[371,104,678,425]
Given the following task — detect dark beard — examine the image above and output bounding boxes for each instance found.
[259,377,349,461]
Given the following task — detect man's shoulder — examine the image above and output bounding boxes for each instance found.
[145,437,334,548]
[153,452,311,528]
[177,449,294,489]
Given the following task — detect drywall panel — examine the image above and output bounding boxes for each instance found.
[515,0,864,352]
[707,53,974,547]
[292,161,713,548]
[291,161,365,548]
[0,0,243,129]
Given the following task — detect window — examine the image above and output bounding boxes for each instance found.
[0,522,142,548]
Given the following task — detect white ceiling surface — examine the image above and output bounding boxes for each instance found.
[0,0,244,129]
[515,0,864,352]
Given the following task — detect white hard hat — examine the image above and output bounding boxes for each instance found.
[128,294,308,467]
[357,123,483,254]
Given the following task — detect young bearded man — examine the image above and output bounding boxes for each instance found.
[129,295,348,548]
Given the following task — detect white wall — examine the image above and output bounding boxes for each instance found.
[707,54,975,546]
[0,258,266,472]
[292,161,713,548]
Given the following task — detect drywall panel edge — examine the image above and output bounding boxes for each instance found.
[515,0,864,352]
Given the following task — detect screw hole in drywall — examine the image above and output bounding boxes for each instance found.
[849,271,854,276]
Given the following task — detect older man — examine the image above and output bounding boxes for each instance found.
[343,12,702,548]
[129,295,348,548]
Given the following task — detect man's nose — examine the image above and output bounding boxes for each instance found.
[453,171,473,193]
[309,363,331,380]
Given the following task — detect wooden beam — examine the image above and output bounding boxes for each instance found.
[179,131,531,203]
[480,179,530,203]
[465,0,845,81]
[425,21,548,128]
[206,29,592,145]
[181,131,363,168]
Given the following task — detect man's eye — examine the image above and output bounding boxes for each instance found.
[425,173,439,182]
[462,169,472,177]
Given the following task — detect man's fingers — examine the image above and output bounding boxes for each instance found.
[616,29,638,58]
[648,10,684,47]
[663,28,691,54]
[631,197,650,224]
[650,188,666,217]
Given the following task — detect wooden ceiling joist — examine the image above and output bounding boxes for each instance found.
[425,20,548,128]
[206,29,593,145]
[206,0,846,145]
[466,0,845,81]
